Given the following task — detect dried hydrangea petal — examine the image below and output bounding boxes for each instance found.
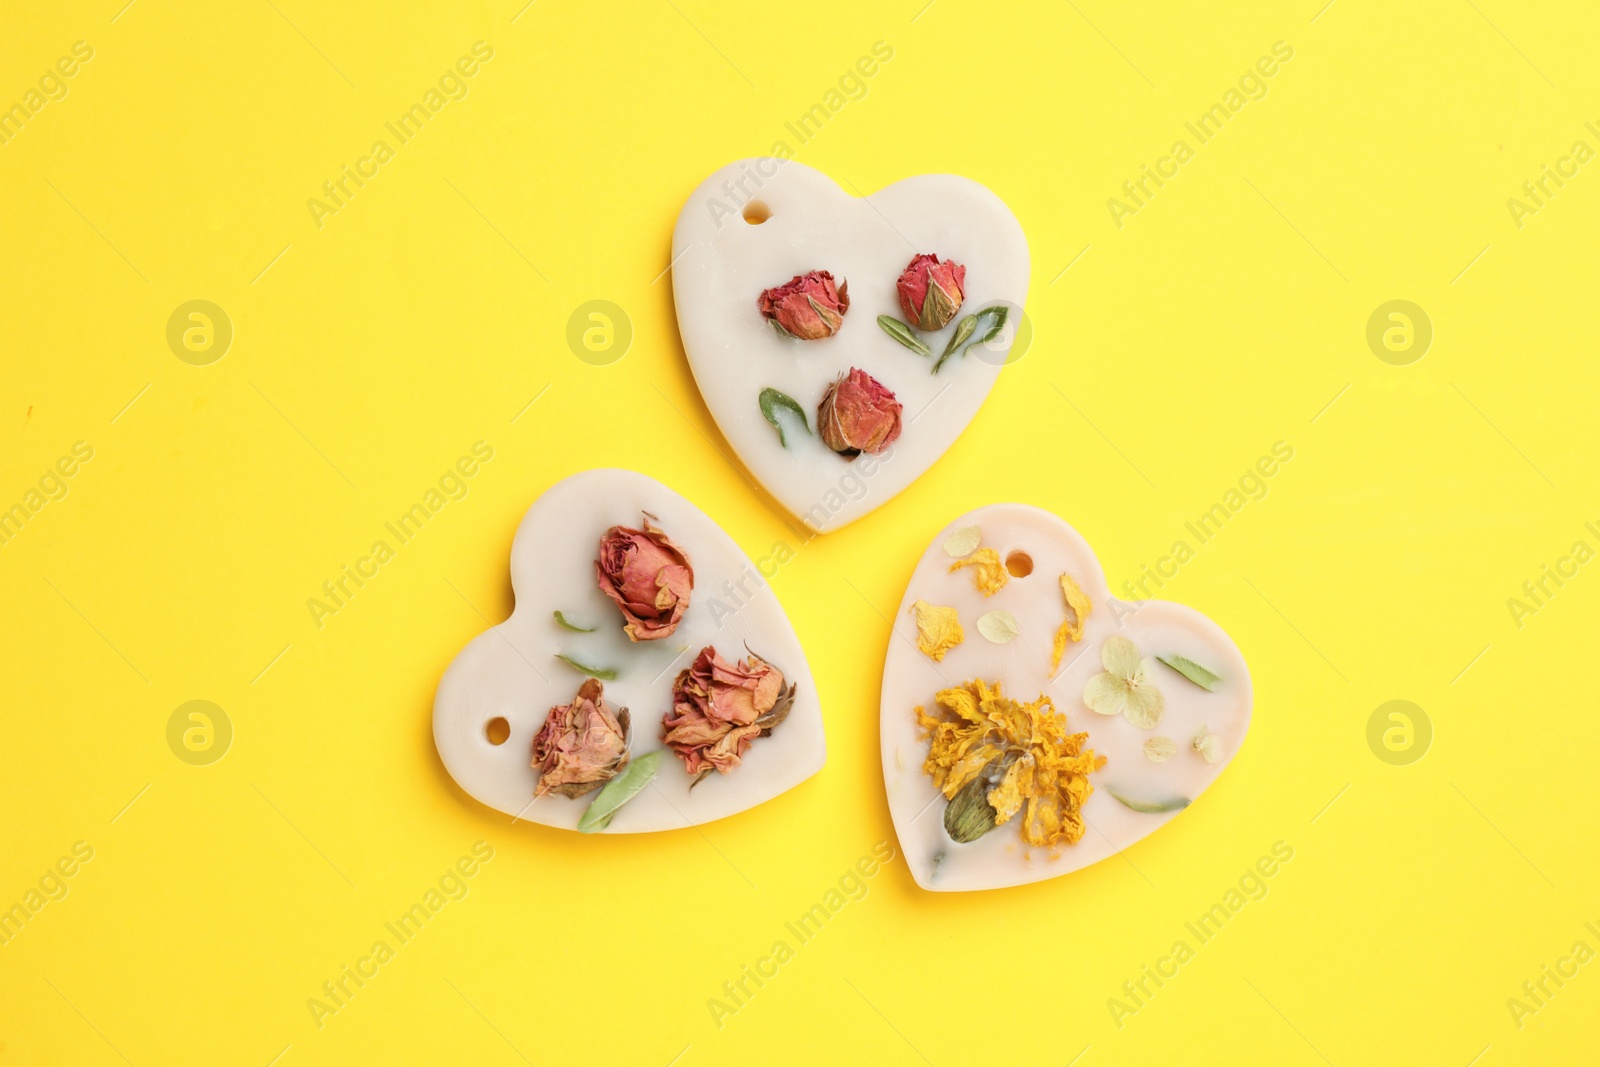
[1124,679,1164,728]
[911,600,964,662]
[1144,736,1178,763]
[1083,671,1127,717]
[949,547,1008,596]
[976,610,1020,644]
[1194,725,1223,764]
[1100,635,1141,677]
[943,525,982,558]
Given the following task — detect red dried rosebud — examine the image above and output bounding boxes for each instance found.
[662,647,796,784]
[531,678,631,798]
[818,368,902,459]
[757,270,849,340]
[897,253,966,331]
[595,517,693,641]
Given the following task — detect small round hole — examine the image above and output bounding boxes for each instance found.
[1005,550,1034,578]
[742,200,771,224]
[485,717,510,745]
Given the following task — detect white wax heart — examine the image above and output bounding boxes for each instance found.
[881,504,1253,891]
[672,159,1030,533]
[433,469,825,832]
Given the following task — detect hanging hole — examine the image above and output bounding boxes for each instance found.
[485,717,510,745]
[742,200,771,224]
[1005,550,1034,578]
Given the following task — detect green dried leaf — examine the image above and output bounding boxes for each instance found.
[877,315,931,357]
[758,387,811,448]
[1105,787,1190,814]
[944,773,999,843]
[976,609,1020,644]
[933,305,1008,373]
[555,654,618,680]
[932,315,978,374]
[553,610,596,632]
[578,750,663,833]
[942,524,982,558]
[1158,654,1221,692]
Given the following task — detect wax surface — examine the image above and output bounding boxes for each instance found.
[881,504,1252,891]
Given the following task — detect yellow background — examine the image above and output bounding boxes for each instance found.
[3,0,1596,1063]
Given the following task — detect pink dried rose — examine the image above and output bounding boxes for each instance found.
[897,253,966,331]
[758,270,849,340]
[661,647,797,785]
[531,678,631,798]
[818,368,902,459]
[595,517,693,641]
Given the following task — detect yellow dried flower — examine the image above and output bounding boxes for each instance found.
[911,600,964,662]
[916,678,1106,848]
[949,548,1008,597]
[1050,573,1092,671]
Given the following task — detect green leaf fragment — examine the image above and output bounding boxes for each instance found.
[578,750,664,833]
[758,387,811,448]
[553,610,596,632]
[1105,787,1190,814]
[1157,654,1222,692]
[877,315,931,357]
[932,305,1008,373]
[555,654,618,680]
[944,772,1000,843]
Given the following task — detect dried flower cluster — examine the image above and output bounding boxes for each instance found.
[917,678,1105,848]
[531,678,631,798]
[595,518,693,641]
[662,646,797,784]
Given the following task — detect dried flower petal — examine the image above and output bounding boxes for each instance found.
[912,600,964,662]
[976,610,1020,644]
[758,271,848,340]
[1050,573,1092,671]
[662,647,795,783]
[532,679,631,798]
[1083,635,1165,728]
[1144,736,1178,763]
[1194,725,1223,764]
[949,548,1008,597]
[595,517,693,641]
[943,525,982,558]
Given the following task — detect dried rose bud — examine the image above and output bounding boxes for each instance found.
[661,647,796,785]
[818,368,902,459]
[757,270,849,340]
[595,517,693,641]
[532,678,631,798]
[897,253,966,332]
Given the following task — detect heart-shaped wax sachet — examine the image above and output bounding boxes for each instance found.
[880,505,1252,891]
[672,159,1030,534]
[434,469,825,832]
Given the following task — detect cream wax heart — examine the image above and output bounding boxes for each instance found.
[881,504,1252,891]
[434,469,825,832]
[671,159,1029,533]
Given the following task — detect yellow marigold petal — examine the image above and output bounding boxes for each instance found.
[1050,574,1092,670]
[949,548,1009,597]
[911,599,964,662]
[944,742,1001,798]
[988,759,1027,824]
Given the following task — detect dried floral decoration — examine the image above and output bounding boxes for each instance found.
[916,679,1106,848]
[758,271,849,340]
[1083,635,1165,728]
[818,368,903,458]
[1049,573,1091,671]
[595,517,694,641]
[532,679,631,798]
[912,600,964,662]
[662,647,797,786]
[949,548,1008,597]
[897,254,966,332]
